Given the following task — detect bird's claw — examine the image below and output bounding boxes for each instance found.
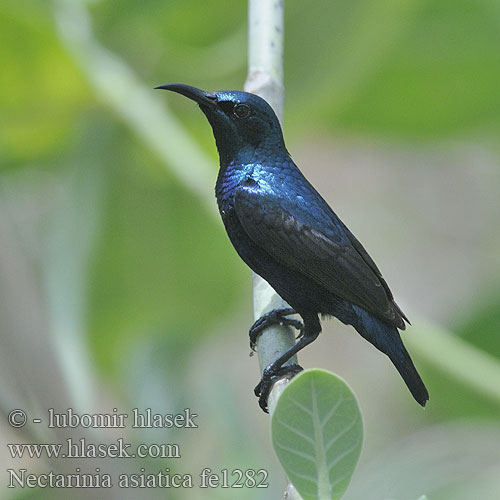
[254,363,303,412]
[249,308,303,352]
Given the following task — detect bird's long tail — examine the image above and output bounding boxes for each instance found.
[352,305,429,406]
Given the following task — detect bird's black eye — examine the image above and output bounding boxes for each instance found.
[233,103,250,119]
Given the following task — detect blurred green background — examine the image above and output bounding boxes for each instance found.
[1,1,500,499]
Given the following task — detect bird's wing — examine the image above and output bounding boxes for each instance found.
[338,220,410,325]
[234,179,404,327]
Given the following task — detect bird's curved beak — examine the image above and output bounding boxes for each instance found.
[154,83,218,108]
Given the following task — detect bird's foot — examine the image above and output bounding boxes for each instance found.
[254,363,303,413]
[249,308,303,352]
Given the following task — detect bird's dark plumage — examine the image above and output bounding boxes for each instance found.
[156,83,429,409]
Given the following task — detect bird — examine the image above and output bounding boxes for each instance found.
[156,83,429,412]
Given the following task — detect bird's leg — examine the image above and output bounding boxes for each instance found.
[249,307,304,351]
[254,313,321,412]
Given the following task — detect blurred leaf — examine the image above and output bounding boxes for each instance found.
[0,1,88,165]
[344,422,500,500]
[272,369,363,500]
[423,294,500,420]
[88,139,246,375]
[285,0,500,140]
[456,293,500,360]
[41,130,107,410]
[54,0,218,208]
[405,317,500,420]
[89,0,247,85]
[10,488,64,500]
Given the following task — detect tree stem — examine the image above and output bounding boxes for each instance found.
[244,0,298,413]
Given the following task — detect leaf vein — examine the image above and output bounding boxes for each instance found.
[275,442,316,463]
[289,395,314,417]
[320,393,344,428]
[325,416,359,454]
[328,438,362,472]
[276,417,315,446]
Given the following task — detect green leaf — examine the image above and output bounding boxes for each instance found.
[271,369,363,500]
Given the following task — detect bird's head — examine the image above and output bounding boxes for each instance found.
[155,83,286,165]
